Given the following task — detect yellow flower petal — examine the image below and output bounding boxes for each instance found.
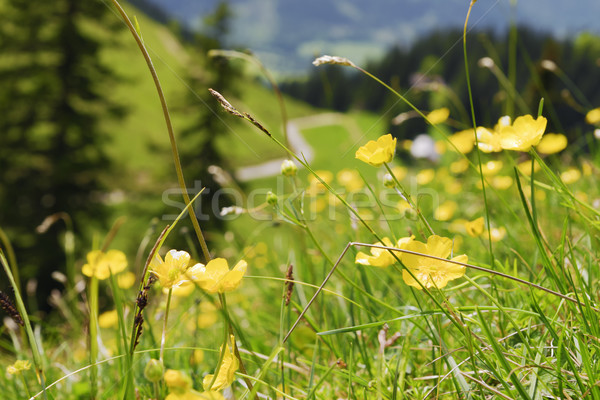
[164,369,192,393]
[117,272,136,289]
[491,176,513,190]
[190,258,246,294]
[82,250,127,280]
[481,160,503,176]
[536,133,567,154]
[150,250,197,290]
[98,310,119,329]
[476,126,503,153]
[336,168,363,192]
[498,115,547,151]
[426,107,450,125]
[391,166,407,181]
[488,227,507,242]
[465,217,485,237]
[203,335,238,391]
[561,168,581,184]
[400,235,467,289]
[448,129,475,154]
[402,254,467,289]
[586,107,600,125]
[450,159,469,174]
[517,160,541,176]
[355,134,397,167]
[355,238,396,268]
[416,168,435,185]
[434,201,457,221]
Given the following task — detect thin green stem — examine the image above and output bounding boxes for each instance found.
[0,226,20,294]
[89,276,99,399]
[507,0,518,116]
[153,381,160,400]
[384,162,434,236]
[463,0,495,268]
[110,0,211,263]
[20,372,32,399]
[159,288,173,364]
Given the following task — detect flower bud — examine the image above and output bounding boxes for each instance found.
[280,159,297,177]
[266,191,278,206]
[382,173,395,188]
[164,369,192,393]
[144,358,164,382]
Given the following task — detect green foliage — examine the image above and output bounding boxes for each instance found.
[1,2,600,400]
[173,1,242,238]
[0,0,123,298]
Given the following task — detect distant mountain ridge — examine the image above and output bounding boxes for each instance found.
[139,0,600,74]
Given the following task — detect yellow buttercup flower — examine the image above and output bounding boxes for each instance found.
[465,217,485,237]
[336,168,363,192]
[491,176,513,190]
[561,168,581,184]
[98,310,119,329]
[190,349,205,366]
[164,369,224,400]
[435,140,447,155]
[536,133,567,154]
[164,369,192,393]
[355,134,397,166]
[355,237,415,268]
[480,160,503,176]
[586,107,600,125]
[416,168,435,185]
[476,116,509,153]
[391,166,407,181]
[488,227,507,242]
[477,115,547,152]
[582,161,593,176]
[308,170,333,186]
[355,237,396,268]
[498,115,547,151]
[450,159,469,174]
[476,126,502,153]
[448,129,475,154]
[306,170,333,195]
[82,250,127,280]
[434,201,457,221]
[445,179,462,195]
[190,258,247,294]
[426,107,450,125]
[117,271,136,289]
[517,159,541,176]
[400,235,467,289]
[203,335,239,391]
[150,250,201,290]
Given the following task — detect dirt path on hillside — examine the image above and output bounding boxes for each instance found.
[234,113,362,181]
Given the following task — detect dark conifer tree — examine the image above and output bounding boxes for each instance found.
[0,0,123,299]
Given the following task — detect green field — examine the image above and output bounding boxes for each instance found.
[2,2,600,400]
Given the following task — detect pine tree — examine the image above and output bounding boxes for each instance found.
[0,0,123,298]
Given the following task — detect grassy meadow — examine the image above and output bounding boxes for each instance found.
[2,1,600,400]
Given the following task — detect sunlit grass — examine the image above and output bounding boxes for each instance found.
[2,1,600,400]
